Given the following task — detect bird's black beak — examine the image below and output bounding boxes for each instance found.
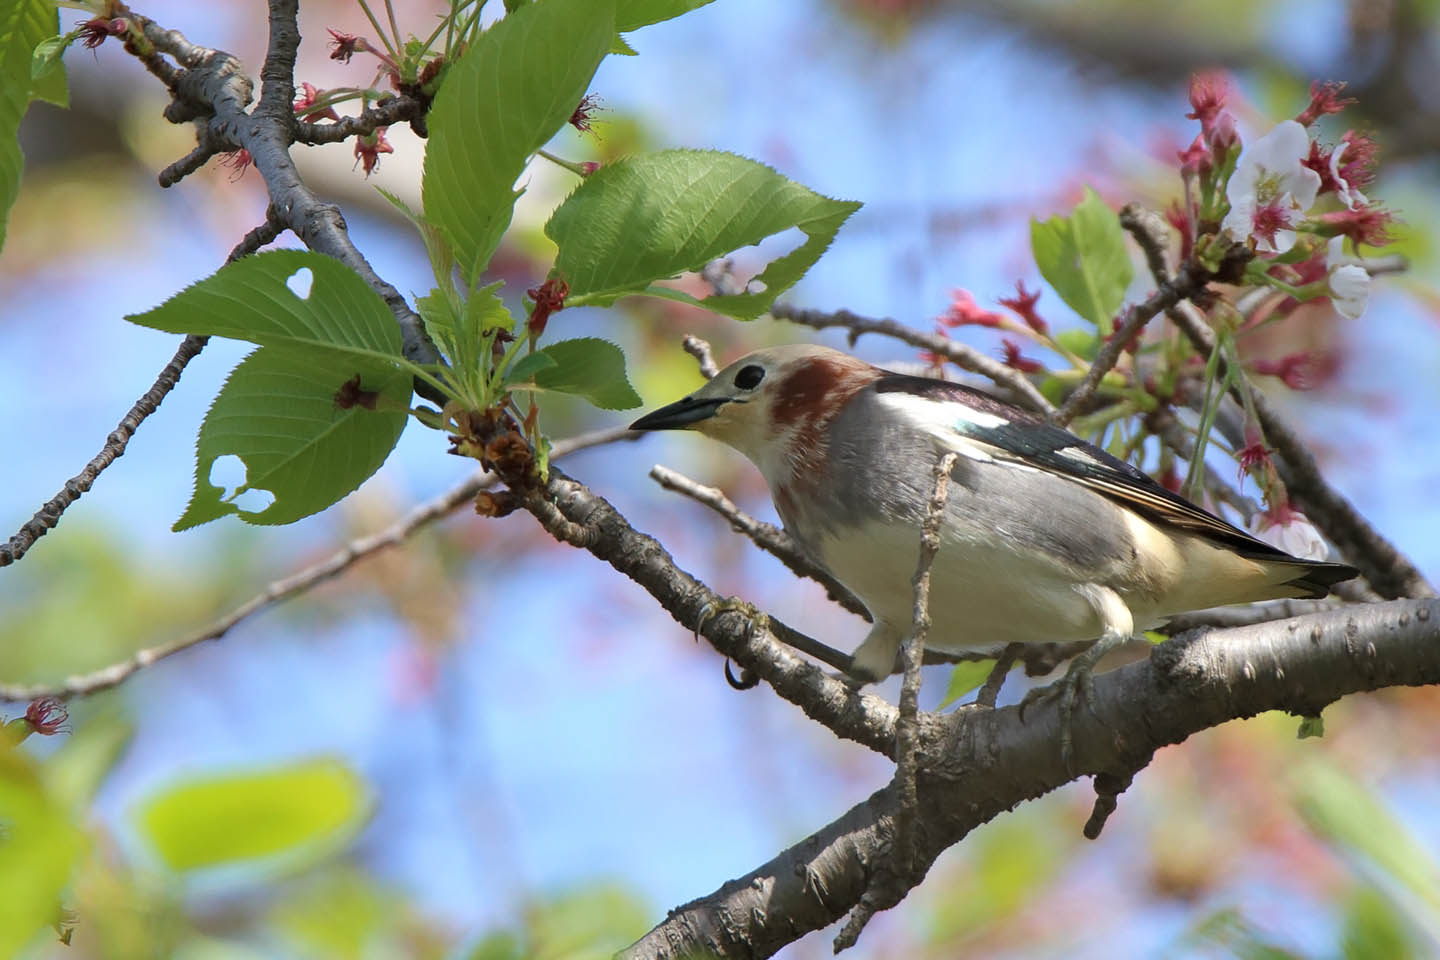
[629,396,730,431]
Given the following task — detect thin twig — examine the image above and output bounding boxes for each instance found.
[1052,205,1211,426]
[975,643,1023,709]
[649,465,870,621]
[836,450,957,952]
[0,213,284,569]
[771,303,1056,415]
[0,427,636,700]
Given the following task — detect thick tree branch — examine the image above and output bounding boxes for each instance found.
[0,428,635,701]
[116,2,444,388]
[519,468,901,756]
[623,599,1440,958]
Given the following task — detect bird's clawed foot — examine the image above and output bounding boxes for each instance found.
[1017,633,1125,773]
[696,597,768,689]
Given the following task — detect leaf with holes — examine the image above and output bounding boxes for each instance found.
[546,150,860,320]
[174,347,410,530]
[1,0,62,254]
[1030,187,1133,334]
[422,0,615,288]
[136,758,369,872]
[126,249,411,367]
[514,337,641,410]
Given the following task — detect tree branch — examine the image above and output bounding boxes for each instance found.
[770,303,1056,415]
[0,213,285,569]
[623,599,1440,958]
[0,428,635,701]
[519,468,901,756]
[648,465,869,621]
[116,2,444,389]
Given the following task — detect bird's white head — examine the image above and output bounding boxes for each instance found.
[630,344,879,482]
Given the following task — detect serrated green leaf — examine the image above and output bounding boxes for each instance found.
[175,348,409,530]
[524,337,641,409]
[610,33,638,55]
[422,0,616,288]
[937,660,995,709]
[127,249,406,360]
[616,0,717,31]
[0,0,62,254]
[504,350,558,385]
[135,758,369,872]
[1030,187,1133,334]
[0,748,85,957]
[29,33,68,107]
[547,149,860,319]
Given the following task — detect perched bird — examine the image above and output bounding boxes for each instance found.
[631,344,1357,753]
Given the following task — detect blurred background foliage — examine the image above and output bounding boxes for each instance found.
[4,0,1440,956]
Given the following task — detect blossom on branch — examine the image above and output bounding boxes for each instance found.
[998,280,1048,335]
[938,289,1005,328]
[1325,236,1371,320]
[1295,80,1355,127]
[294,82,341,123]
[353,127,393,176]
[1220,120,1321,254]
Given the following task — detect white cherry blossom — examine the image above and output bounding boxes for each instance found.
[1221,120,1323,254]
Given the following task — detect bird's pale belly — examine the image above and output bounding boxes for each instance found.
[814,519,1110,648]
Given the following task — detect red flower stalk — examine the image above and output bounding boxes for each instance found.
[1186,72,1229,138]
[1316,204,1393,247]
[1177,134,1211,177]
[999,338,1044,373]
[80,17,128,49]
[24,697,68,736]
[219,148,252,181]
[938,289,1005,328]
[998,280,1047,335]
[569,93,602,134]
[327,29,369,63]
[526,277,569,336]
[294,82,341,123]
[1236,424,1271,479]
[353,127,393,176]
[1296,80,1355,127]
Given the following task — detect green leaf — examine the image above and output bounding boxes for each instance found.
[937,660,995,709]
[0,748,85,957]
[609,33,639,55]
[175,347,410,530]
[29,33,68,107]
[136,758,370,872]
[422,0,616,288]
[525,337,641,409]
[503,349,558,385]
[547,149,860,319]
[616,0,717,31]
[126,250,407,363]
[1296,714,1325,739]
[0,0,62,254]
[1053,328,1099,361]
[1030,187,1133,334]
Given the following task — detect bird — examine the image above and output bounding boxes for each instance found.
[630,343,1358,760]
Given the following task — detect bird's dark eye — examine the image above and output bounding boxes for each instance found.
[733,364,765,390]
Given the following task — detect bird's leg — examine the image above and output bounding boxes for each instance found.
[1018,585,1133,772]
